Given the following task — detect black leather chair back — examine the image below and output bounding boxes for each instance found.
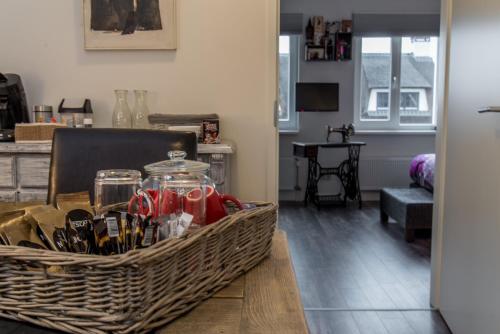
[47,128,197,205]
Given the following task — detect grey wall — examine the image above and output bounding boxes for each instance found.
[280,0,440,201]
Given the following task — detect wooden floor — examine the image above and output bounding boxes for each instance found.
[279,202,452,334]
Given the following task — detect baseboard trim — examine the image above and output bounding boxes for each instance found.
[304,307,437,312]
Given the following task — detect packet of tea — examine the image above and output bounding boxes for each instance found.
[65,209,95,254]
[93,211,124,255]
[120,212,135,253]
[56,192,94,216]
[0,210,48,250]
[28,205,70,252]
[131,215,158,249]
[0,210,27,245]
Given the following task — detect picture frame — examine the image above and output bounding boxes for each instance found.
[83,0,177,50]
[306,46,326,61]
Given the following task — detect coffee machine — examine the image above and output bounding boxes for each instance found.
[0,73,30,142]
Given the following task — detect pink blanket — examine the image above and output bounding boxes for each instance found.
[409,154,435,192]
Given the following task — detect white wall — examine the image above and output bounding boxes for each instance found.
[0,0,279,202]
[280,0,440,201]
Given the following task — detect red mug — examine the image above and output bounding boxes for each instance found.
[183,188,205,226]
[128,189,155,217]
[206,186,243,225]
[146,189,160,218]
[160,189,179,216]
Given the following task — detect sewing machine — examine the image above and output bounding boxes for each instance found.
[326,123,355,143]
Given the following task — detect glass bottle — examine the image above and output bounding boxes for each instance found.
[132,90,150,129]
[306,19,314,44]
[112,90,132,128]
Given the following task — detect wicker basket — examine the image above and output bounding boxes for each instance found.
[0,203,277,334]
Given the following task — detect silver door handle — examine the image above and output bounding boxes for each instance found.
[478,107,500,113]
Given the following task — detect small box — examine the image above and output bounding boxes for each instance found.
[14,123,67,143]
[202,120,220,144]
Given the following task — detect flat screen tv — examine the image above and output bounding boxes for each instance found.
[296,83,339,112]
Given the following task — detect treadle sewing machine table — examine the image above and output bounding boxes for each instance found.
[293,141,366,209]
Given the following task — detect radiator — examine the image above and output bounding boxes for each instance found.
[358,157,413,190]
[279,157,413,192]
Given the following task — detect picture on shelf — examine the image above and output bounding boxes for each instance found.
[306,47,326,61]
[304,15,352,62]
[83,0,177,50]
[341,20,352,33]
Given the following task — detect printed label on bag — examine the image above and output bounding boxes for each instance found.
[143,226,154,246]
[177,213,194,236]
[180,212,193,226]
[105,217,120,238]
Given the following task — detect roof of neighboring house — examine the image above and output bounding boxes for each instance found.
[362,53,434,89]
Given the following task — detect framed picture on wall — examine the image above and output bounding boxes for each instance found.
[83,0,177,50]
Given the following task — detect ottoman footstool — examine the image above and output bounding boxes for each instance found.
[380,188,434,242]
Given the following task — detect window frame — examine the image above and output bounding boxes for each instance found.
[353,37,437,131]
[279,35,300,133]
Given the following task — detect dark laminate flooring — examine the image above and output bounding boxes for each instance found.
[279,202,451,334]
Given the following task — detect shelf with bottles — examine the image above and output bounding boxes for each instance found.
[304,17,352,62]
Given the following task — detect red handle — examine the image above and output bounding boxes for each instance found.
[221,194,244,210]
[128,190,155,217]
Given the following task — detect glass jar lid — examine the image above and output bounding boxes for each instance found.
[95,169,142,183]
[145,151,210,175]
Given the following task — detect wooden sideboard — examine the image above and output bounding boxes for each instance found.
[0,142,234,203]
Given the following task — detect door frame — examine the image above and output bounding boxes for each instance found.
[265,0,280,203]
[429,0,452,308]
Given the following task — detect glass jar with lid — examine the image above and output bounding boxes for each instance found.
[94,169,143,215]
[144,151,211,235]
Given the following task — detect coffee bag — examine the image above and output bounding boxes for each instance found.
[0,210,48,250]
[56,192,94,216]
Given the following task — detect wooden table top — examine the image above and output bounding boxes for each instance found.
[0,202,308,334]
[161,230,308,333]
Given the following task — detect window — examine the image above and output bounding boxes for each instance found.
[377,92,389,111]
[355,36,438,130]
[279,35,300,132]
[400,92,419,110]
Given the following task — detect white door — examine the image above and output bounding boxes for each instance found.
[439,0,500,332]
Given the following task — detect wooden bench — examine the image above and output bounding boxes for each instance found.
[380,188,434,242]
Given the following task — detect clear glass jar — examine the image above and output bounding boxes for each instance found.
[132,90,150,129]
[144,151,211,236]
[112,90,132,128]
[94,169,142,215]
[74,112,85,128]
[61,113,74,127]
[84,116,93,128]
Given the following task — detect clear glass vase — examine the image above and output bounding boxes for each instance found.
[132,90,150,129]
[112,90,132,128]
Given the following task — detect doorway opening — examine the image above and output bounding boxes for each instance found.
[277,12,448,333]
